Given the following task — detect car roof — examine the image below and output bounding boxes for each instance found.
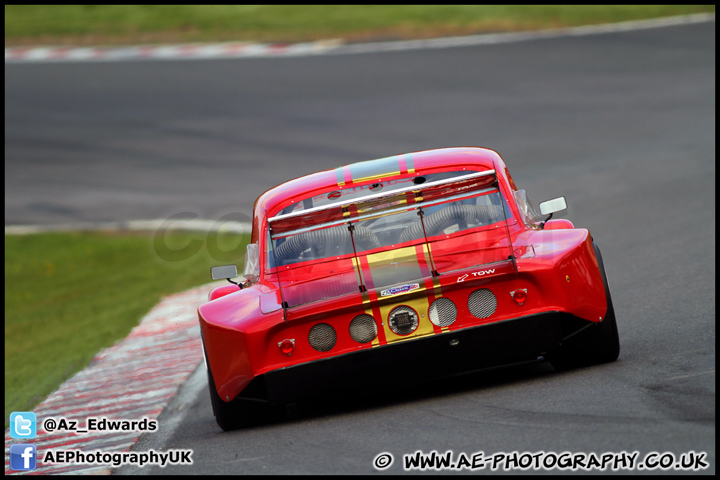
[253,147,505,226]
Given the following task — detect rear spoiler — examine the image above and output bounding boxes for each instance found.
[268,169,497,239]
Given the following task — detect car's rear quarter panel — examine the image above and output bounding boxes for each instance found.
[200,226,606,403]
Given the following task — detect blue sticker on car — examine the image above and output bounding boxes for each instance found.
[380,283,420,297]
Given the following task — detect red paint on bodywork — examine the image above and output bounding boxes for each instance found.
[208,284,241,302]
[199,147,608,403]
[544,219,575,230]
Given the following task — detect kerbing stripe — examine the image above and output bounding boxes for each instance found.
[5,15,714,64]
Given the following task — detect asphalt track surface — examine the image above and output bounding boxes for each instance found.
[5,21,715,474]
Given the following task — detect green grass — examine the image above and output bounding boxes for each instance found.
[5,230,248,423]
[4,5,715,47]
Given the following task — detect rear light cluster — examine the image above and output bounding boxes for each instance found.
[278,338,295,356]
[511,288,527,305]
[301,287,522,353]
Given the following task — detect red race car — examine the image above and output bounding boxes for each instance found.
[199,147,619,430]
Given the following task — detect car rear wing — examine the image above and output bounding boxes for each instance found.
[268,169,498,239]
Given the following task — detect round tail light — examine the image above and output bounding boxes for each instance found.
[512,289,527,305]
[278,339,295,356]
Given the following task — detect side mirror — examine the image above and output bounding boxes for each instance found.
[539,197,567,215]
[211,264,238,282]
[243,243,260,282]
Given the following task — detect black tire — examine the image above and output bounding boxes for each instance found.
[204,347,283,431]
[545,242,620,370]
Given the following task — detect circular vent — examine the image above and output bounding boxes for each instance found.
[308,323,336,352]
[349,314,377,343]
[388,305,419,336]
[468,289,497,319]
[429,297,457,327]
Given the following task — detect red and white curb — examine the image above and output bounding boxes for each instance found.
[5,219,252,235]
[5,13,714,64]
[4,39,343,63]
[4,283,218,475]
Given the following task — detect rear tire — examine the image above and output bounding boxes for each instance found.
[546,242,620,370]
[205,348,283,431]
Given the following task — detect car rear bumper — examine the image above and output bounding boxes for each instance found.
[237,311,590,405]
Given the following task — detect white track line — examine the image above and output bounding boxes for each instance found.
[5,13,714,64]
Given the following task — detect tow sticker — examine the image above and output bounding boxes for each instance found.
[457,269,496,282]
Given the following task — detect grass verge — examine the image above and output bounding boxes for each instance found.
[5,5,715,47]
[4,230,248,424]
